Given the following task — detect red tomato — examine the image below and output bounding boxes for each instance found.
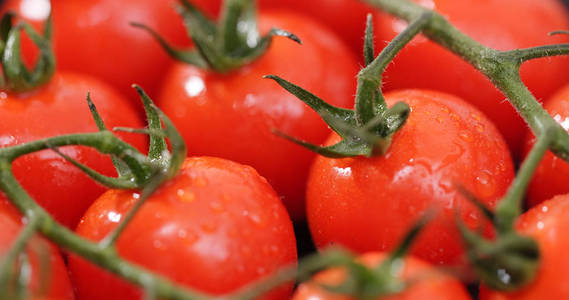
[307,90,514,267]
[188,0,373,56]
[374,0,569,160]
[158,11,359,220]
[68,157,297,300]
[258,0,374,56]
[0,71,145,229]
[523,84,569,207]
[293,252,471,300]
[1,0,216,101]
[480,194,569,299]
[0,200,74,300]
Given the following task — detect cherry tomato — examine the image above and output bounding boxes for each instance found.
[1,0,216,101]
[374,0,569,159]
[189,0,373,56]
[523,84,569,207]
[68,157,297,300]
[293,252,471,300]
[158,11,359,220]
[480,194,569,299]
[307,90,514,267]
[258,0,374,56]
[0,200,74,300]
[0,71,145,229]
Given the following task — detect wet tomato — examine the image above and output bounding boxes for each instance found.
[374,0,569,159]
[158,11,359,220]
[293,252,471,300]
[68,157,297,300]
[480,194,569,299]
[0,71,145,229]
[307,90,514,267]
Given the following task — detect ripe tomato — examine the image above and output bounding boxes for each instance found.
[307,90,514,267]
[158,11,359,220]
[480,194,569,299]
[258,0,374,56]
[293,252,471,300]
[523,84,569,208]
[68,157,297,300]
[374,0,569,159]
[0,71,145,229]
[1,0,216,100]
[0,200,74,300]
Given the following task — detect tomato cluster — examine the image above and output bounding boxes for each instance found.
[1,0,569,299]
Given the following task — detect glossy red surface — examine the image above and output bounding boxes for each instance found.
[68,157,297,300]
[158,11,359,220]
[307,90,514,267]
[293,252,471,300]
[0,71,145,229]
[2,0,216,100]
[0,200,74,300]
[374,0,569,160]
[523,84,569,207]
[480,195,569,299]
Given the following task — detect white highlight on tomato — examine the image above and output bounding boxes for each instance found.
[184,76,206,98]
[19,0,51,21]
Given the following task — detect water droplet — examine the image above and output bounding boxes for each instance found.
[459,131,473,142]
[541,206,549,213]
[184,76,205,97]
[201,223,218,233]
[537,221,545,230]
[475,170,496,198]
[474,123,485,133]
[153,240,165,250]
[193,177,207,187]
[177,189,196,203]
[107,212,122,223]
[20,0,50,21]
[209,201,225,213]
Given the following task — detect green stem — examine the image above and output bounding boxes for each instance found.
[0,217,39,292]
[362,0,569,163]
[354,12,432,126]
[495,131,554,233]
[0,132,151,186]
[507,44,569,62]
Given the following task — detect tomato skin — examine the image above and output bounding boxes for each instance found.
[258,0,374,56]
[307,90,514,267]
[158,11,359,220]
[1,0,216,100]
[0,200,75,300]
[375,0,569,160]
[523,85,569,208]
[68,157,297,300]
[293,252,471,300]
[0,71,145,229]
[480,194,569,299]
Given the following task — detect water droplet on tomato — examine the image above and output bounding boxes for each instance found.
[201,222,218,233]
[209,201,225,214]
[177,189,196,203]
[20,0,50,21]
[184,76,206,98]
[459,131,473,142]
[475,170,496,198]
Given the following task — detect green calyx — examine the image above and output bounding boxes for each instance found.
[265,13,433,158]
[456,186,540,291]
[0,12,55,93]
[133,0,301,73]
[322,213,432,299]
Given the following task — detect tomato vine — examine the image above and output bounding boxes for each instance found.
[1,0,569,299]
